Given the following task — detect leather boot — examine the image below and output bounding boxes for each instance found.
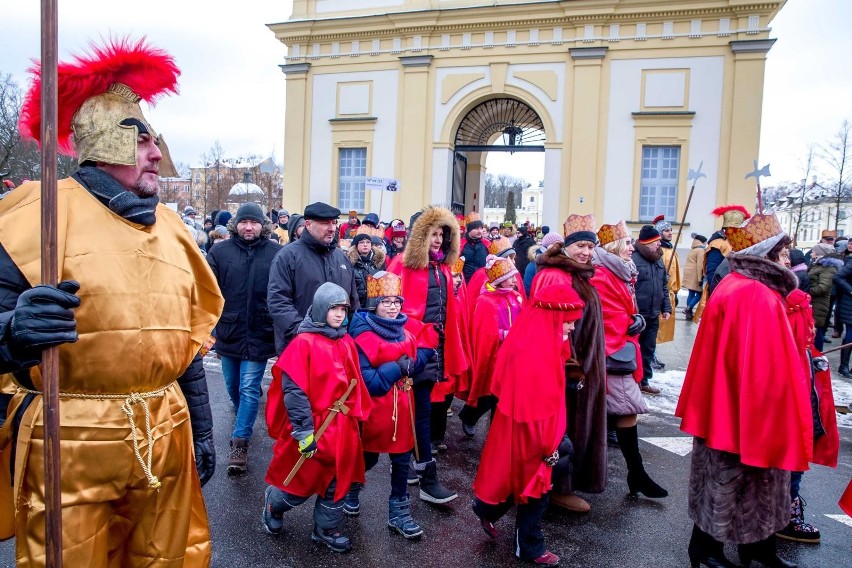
[416,459,458,504]
[738,535,797,568]
[687,525,738,568]
[616,425,668,498]
[840,347,852,378]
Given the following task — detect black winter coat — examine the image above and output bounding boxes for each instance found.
[632,248,671,318]
[513,235,537,277]
[461,237,489,283]
[348,246,386,307]
[832,257,852,325]
[207,235,280,361]
[267,230,359,353]
[704,231,727,289]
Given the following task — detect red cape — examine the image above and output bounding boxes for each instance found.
[433,280,473,403]
[590,264,643,383]
[840,480,852,516]
[785,289,839,468]
[353,328,417,454]
[265,333,371,499]
[390,262,468,378]
[467,288,523,405]
[466,267,526,321]
[675,272,813,471]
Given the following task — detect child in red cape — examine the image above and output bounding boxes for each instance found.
[459,255,524,437]
[472,284,585,567]
[262,282,371,553]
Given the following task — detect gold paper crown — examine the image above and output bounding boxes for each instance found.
[485,256,518,285]
[724,213,784,252]
[488,239,512,255]
[367,272,403,300]
[465,212,481,225]
[597,220,630,246]
[563,214,596,237]
[451,256,466,275]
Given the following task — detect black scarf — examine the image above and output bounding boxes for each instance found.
[73,166,159,226]
[296,318,348,340]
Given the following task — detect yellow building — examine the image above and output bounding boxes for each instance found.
[269,0,785,240]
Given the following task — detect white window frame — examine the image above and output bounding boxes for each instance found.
[639,145,680,221]
[338,148,367,212]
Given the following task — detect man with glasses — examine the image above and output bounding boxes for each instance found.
[268,202,359,352]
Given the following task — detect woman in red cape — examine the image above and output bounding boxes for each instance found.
[389,206,467,504]
[459,255,523,436]
[262,283,371,553]
[529,214,608,513]
[675,215,812,568]
[590,221,667,498]
[472,284,584,568]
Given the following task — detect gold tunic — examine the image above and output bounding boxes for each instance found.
[0,178,223,567]
[657,245,681,344]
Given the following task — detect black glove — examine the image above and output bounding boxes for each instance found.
[626,314,646,336]
[193,430,216,487]
[396,354,413,376]
[10,280,81,350]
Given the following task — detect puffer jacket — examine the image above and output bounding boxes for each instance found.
[809,256,844,327]
[833,256,852,325]
[348,245,386,306]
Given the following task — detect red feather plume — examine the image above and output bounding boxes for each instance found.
[711,204,751,220]
[18,37,180,154]
[652,214,665,224]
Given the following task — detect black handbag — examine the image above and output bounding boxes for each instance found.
[606,342,637,375]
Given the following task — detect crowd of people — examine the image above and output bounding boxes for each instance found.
[1,37,851,568]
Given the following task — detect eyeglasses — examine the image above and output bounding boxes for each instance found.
[379,299,402,307]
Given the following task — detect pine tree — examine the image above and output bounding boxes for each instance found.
[505,190,517,224]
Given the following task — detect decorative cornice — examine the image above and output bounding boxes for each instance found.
[632,111,696,117]
[399,55,434,67]
[569,46,608,60]
[729,38,777,53]
[329,117,377,123]
[279,62,310,75]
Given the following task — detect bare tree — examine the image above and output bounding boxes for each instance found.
[791,145,816,246]
[484,173,529,208]
[821,120,852,232]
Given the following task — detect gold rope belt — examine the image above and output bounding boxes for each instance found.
[20,383,174,490]
[391,377,413,443]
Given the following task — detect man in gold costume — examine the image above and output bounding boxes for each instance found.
[0,39,223,567]
[653,215,681,355]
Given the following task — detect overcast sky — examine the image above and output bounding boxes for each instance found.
[1,0,849,186]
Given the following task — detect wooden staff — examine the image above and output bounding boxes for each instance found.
[40,0,63,564]
[407,381,419,462]
[284,379,358,486]
[819,342,852,356]
[667,161,705,274]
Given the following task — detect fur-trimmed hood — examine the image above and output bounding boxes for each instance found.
[535,243,596,279]
[729,254,798,297]
[347,244,386,268]
[402,206,460,269]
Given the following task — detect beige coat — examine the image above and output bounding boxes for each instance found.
[683,239,707,291]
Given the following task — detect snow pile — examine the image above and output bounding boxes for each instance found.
[643,369,686,416]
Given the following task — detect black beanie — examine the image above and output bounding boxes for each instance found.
[466,220,484,233]
[638,225,661,244]
[235,203,265,224]
[352,233,372,248]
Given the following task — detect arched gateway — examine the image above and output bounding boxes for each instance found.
[270,0,785,244]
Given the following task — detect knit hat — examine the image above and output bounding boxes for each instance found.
[214,210,232,227]
[352,233,372,249]
[811,243,835,259]
[489,222,500,230]
[485,255,518,286]
[235,202,265,224]
[690,233,707,243]
[211,225,228,238]
[541,232,564,249]
[563,214,598,247]
[278,209,290,218]
[637,225,661,244]
[366,271,404,310]
[726,213,786,255]
[541,226,550,235]
[597,220,630,246]
[309,282,350,324]
[653,214,672,232]
[466,219,485,233]
[390,219,406,237]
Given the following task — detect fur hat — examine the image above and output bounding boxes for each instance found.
[638,225,661,244]
[485,255,519,286]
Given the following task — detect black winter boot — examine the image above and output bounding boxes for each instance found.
[616,425,668,498]
[738,535,797,568]
[687,525,738,568]
[417,459,458,504]
[840,347,852,378]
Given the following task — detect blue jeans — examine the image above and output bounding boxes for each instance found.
[686,289,702,310]
[220,356,267,439]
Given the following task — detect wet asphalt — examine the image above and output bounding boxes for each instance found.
[1,314,851,567]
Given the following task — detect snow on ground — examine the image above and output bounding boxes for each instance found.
[643,369,687,416]
[833,378,852,429]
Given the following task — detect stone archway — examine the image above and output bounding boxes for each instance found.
[451,97,545,217]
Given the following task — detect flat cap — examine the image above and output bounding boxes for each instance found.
[304,202,341,220]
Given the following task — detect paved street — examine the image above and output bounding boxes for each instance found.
[1,309,851,567]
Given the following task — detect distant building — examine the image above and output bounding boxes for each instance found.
[482,185,544,227]
[269,0,786,248]
[158,176,192,211]
[189,157,282,217]
[770,181,851,248]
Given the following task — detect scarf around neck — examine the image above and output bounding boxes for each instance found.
[365,312,408,341]
[297,317,348,340]
[593,246,638,283]
[74,166,159,226]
